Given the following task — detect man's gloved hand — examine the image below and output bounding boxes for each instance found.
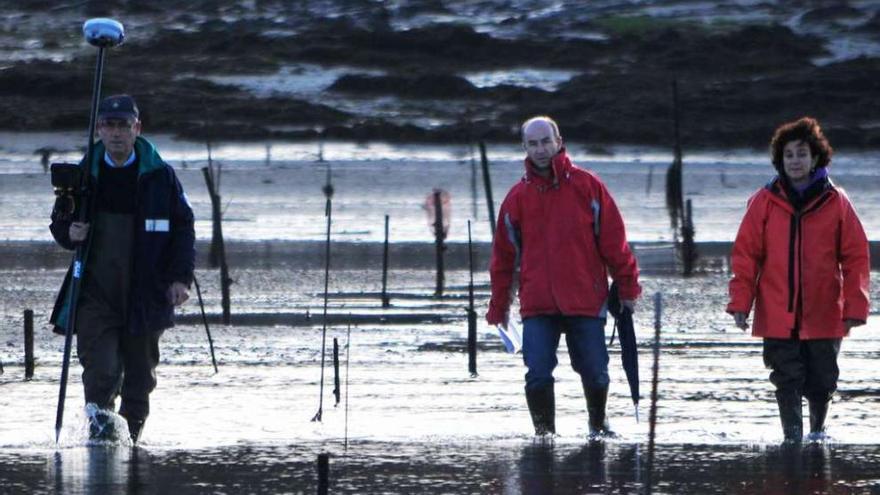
[486,305,509,328]
[69,222,90,243]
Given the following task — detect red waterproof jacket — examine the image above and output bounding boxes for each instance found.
[727,177,870,339]
[486,149,641,324]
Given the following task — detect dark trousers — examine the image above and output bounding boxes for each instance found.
[76,292,163,422]
[522,315,609,391]
[762,337,841,402]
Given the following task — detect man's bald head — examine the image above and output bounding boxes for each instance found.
[521,116,563,169]
[521,116,561,142]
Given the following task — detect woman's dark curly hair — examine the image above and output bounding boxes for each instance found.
[770,117,833,171]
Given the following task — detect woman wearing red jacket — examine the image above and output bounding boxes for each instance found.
[727,117,870,443]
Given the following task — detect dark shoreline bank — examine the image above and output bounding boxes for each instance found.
[4,239,880,272]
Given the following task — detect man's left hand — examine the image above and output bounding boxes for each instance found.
[167,281,190,306]
[622,299,636,313]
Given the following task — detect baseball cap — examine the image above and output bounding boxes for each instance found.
[98,94,139,121]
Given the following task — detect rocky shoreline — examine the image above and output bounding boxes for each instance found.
[2,1,880,149]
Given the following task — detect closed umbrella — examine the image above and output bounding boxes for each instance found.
[608,282,640,421]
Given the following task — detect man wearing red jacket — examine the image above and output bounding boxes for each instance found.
[487,116,641,438]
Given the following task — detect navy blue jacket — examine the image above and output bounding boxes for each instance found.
[50,136,195,335]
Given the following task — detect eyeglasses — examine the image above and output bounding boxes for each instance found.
[98,119,136,130]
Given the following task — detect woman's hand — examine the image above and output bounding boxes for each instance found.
[732,312,749,331]
[844,319,865,335]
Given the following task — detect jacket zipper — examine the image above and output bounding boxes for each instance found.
[788,191,833,332]
[540,184,563,313]
[787,211,799,313]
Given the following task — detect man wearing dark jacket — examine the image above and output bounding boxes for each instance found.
[487,116,640,438]
[50,94,195,443]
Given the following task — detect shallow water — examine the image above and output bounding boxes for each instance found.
[2,138,879,492]
[2,136,880,244]
[1,264,879,492]
[2,441,879,494]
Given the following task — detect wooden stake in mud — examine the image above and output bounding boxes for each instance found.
[665,80,684,240]
[433,190,446,298]
[24,309,34,380]
[470,141,479,220]
[682,199,697,276]
[479,141,496,237]
[467,221,478,377]
[206,142,219,267]
[317,453,329,495]
[202,165,231,325]
[381,215,390,308]
[645,292,663,495]
[312,168,334,423]
[332,337,341,407]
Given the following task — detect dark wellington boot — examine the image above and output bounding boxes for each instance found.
[807,398,830,441]
[585,386,617,439]
[775,389,803,444]
[126,418,146,444]
[525,384,556,436]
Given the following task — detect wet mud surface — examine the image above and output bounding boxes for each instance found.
[1,265,879,492]
[2,1,880,148]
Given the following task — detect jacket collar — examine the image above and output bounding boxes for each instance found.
[764,174,834,212]
[89,136,165,178]
[523,148,573,189]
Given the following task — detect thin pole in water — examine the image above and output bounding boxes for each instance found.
[317,453,329,495]
[645,292,662,495]
[312,168,334,423]
[433,190,445,298]
[479,141,496,238]
[381,215,390,308]
[193,275,218,373]
[24,309,34,380]
[467,221,477,377]
[344,319,351,452]
[332,337,340,407]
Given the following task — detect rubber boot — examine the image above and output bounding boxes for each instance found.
[775,389,803,444]
[525,384,556,436]
[585,386,617,439]
[806,397,830,442]
[126,417,146,444]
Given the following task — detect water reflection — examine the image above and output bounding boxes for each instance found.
[11,441,877,494]
[513,441,844,495]
[751,444,833,495]
[50,446,154,495]
[517,442,643,494]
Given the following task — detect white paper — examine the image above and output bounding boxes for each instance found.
[496,320,523,354]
